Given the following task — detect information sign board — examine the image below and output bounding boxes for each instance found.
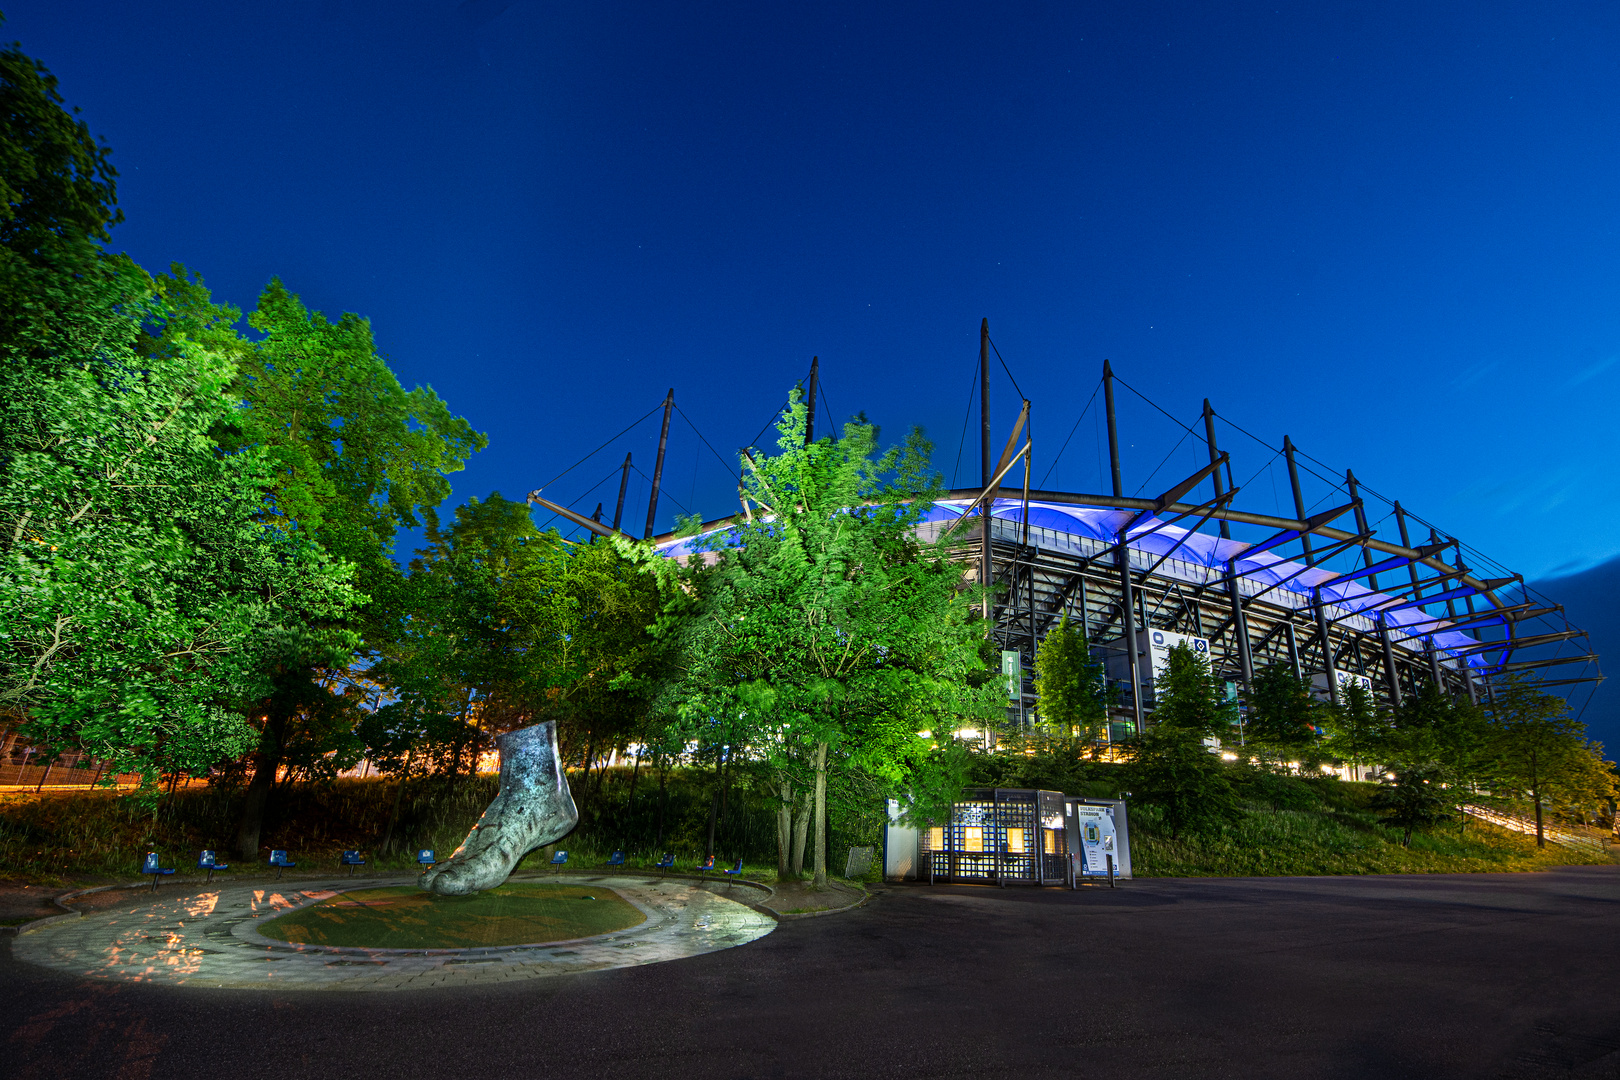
[1071,802,1122,876]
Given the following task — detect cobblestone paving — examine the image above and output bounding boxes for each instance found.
[13,874,775,991]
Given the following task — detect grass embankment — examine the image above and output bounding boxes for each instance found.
[0,767,882,885]
[258,882,645,949]
[1136,771,1611,876]
[973,750,1612,877]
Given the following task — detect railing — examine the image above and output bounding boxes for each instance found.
[1462,804,1609,853]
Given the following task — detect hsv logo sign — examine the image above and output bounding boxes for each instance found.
[1144,630,1210,682]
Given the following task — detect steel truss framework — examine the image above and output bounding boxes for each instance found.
[544,325,1600,732]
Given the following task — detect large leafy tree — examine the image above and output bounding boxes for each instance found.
[1129,641,1242,838]
[0,31,357,786]
[1323,681,1388,782]
[0,23,124,364]
[1386,681,1491,832]
[1368,765,1452,846]
[0,302,359,784]
[1486,675,1616,846]
[374,492,660,784]
[142,269,486,855]
[1127,726,1240,840]
[633,394,997,886]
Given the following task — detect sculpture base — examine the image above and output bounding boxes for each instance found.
[258,882,644,950]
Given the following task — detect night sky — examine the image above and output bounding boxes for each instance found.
[10,2,1620,731]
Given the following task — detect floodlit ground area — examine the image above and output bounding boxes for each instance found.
[6,866,1620,1078]
[258,882,647,949]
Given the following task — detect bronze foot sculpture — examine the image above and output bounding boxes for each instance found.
[419,721,579,895]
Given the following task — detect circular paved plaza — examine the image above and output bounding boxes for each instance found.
[7,866,1620,1078]
[12,874,775,991]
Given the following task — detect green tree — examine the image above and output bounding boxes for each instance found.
[141,270,486,855]
[1151,642,1235,739]
[0,35,358,786]
[1127,725,1240,840]
[631,392,999,886]
[1388,681,1491,832]
[0,282,359,786]
[374,492,661,793]
[1368,765,1452,845]
[1033,614,1107,749]
[1245,663,1321,757]
[1322,681,1387,781]
[0,24,126,363]
[1487,676,1616,846]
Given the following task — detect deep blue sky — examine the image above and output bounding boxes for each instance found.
[11,2,1620,581]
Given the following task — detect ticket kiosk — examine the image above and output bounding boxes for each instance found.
[918,788,1069,885]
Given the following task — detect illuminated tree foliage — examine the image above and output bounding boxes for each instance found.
[1151,641,1236,739]
[1322,681,1388,782]
[0,32,357,787]
[1245,663,1322,756]
[1033,614,1107,749]
[1486,675,1616,847]
[631,392,998,886]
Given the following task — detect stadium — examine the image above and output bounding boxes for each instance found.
[528,324,1602,740]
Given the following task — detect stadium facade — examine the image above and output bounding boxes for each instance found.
[532,330,1600,736]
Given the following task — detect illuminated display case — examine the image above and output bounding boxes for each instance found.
[921,788,1069,885]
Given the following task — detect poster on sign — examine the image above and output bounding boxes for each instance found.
[1000,650,1021,699]
[1071,802,1120,876]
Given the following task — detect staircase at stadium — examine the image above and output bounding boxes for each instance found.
[1462,804,1611,854]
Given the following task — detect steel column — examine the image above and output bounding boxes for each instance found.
[1103,360,1122,498]
[1206,401,1252,685]
[611,452,633,533]
[980,321,992,487]
[1379,617,1403,707]
[644,389,674,539]
[1284,436,1315,566]
[1118,526,1143,733]
[980,321,993,624]
[804,356,819,444]
[1315,593,1338,704]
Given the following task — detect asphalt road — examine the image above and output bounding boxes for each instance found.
[6,866,1620,1080]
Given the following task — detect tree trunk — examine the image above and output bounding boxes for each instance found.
[776,779,794,880]
[1534,788,1545,848]
[790,789,811,877]
[719,745,731,825]
[381,772,408,855]
[653,760,668,852]
[812,740,828,888]
[626,748,642,848]
[704,791,719,859]
[235,710,289,859]
[591,743,613,802]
